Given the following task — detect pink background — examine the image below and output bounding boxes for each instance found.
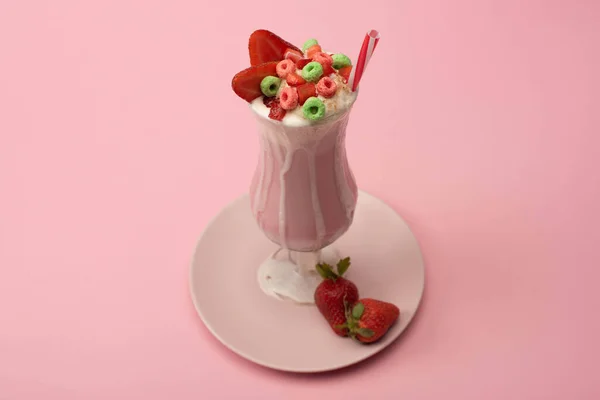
[1,0,599,398]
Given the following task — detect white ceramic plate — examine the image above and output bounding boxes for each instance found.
[189,190,425,373]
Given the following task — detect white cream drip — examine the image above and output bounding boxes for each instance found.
[250,103,358,303]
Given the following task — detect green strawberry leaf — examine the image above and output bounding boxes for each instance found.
[315,263,330,279]
[315,263,327,279]
[352,302,364,319]
[316,263,338,281]
[357,328,374,338]
[336,257,351,276]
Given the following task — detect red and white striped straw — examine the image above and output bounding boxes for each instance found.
[348,29,380,92]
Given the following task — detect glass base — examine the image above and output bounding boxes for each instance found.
[257,246,341,304]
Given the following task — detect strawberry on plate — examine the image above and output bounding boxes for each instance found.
[249,30,302,66]
[314,257,359,337]
[231,61,278,102]
[342,299,400,343]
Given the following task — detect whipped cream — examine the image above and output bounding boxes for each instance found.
[250,70,358,127]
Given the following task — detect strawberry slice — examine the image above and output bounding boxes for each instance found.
[338,66,352,83]
[322,63,335,77]
[249,30,302,66]
[286,72,306,87]
[268,100,286,121]
[284,48,303,63]
[296,58,312,70]
[231,61,279,102]
[297,83,316,105]
[263,96,277,108]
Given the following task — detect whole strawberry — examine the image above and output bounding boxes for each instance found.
[344,299,400,343]
[314,257,359,336]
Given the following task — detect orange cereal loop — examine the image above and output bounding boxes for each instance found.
[306,44,322,59]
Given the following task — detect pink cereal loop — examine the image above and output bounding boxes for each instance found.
[279,86,299,110]
[316,77,337,98]
[312,52,333,67]
[276,59,296,78]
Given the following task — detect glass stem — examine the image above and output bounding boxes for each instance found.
[293,250,321,277]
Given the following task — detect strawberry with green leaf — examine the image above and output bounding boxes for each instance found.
[341,299,400,343]
[314,257,359,336]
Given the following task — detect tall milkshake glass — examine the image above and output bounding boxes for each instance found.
[249,97,358,303]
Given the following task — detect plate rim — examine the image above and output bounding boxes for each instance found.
[188,189,426,373]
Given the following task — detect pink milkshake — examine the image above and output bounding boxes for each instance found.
[249,90,358,252]
[231,30,364,303]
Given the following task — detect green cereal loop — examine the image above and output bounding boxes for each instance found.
[331,53,352,69]
[302,62,324,82]
[260,76,281,97]
[302,97,326,121]
[302,38,319,52]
